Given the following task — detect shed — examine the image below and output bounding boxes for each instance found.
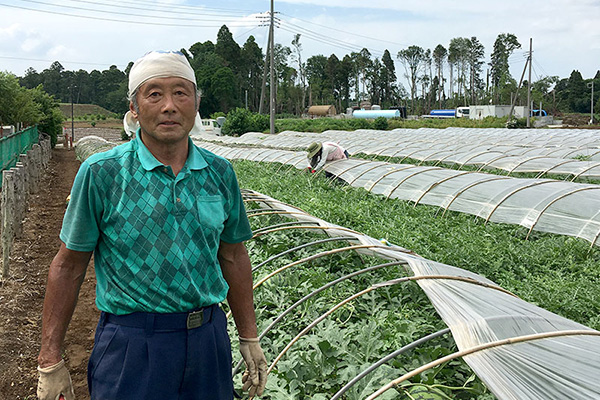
[469,105,528,120]
[308,105,337,117]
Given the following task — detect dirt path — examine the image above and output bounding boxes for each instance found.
[0,135,117,399]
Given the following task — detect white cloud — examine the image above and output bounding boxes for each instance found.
[0,0,598,79]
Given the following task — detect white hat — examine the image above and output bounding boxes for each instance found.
[124,50,203,137]
[128,50,197,98]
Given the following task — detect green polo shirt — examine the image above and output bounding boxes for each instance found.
[60,134,253,315]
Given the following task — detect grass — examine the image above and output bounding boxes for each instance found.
[274,116,511,133]
[58,103,116,119]
[233,160,600,331]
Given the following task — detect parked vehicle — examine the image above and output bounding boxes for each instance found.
[426,107,470,118]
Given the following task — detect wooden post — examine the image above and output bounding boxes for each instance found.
[1,170,15,281]
[12,165,24,238]
[19,153,30,195]
[31,144,42,193]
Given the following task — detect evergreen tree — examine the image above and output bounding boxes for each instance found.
[490,33,521,103]
[240,36,264,112]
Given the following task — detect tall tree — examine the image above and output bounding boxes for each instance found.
[466,37,485,104]
[326,54,341,110]
[305,55,328,105]
[432,45,447,108]
[339,55,355,109]
[490,33,521,103]
[20,67,42,89]
[397,45,426,113]
[40,61,64,100]
[215,25,241,73]
[291,34,307,113]
[240,35,264,111]
[355,48,372,102]
[381,49,398,108]
[448,38,470,101]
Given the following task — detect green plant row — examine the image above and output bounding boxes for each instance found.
[231,201,493,399]
[274,116,511,134]
[232,160,600,331]
[228,160,599,399]
[216,109,511,136]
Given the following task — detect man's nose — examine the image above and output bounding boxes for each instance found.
[161,94,177,112]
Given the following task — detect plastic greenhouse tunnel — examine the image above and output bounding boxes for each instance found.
[75,135,600,399]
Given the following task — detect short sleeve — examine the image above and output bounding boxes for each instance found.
[60,161,103,251]
[220,167,253,244]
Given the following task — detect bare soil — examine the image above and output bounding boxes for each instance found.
[0,128,124,399]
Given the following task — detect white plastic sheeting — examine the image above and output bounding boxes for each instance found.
[74,136,600,247]
[193,128,600,179]
[192,141,600,248]
[246,190,600,400]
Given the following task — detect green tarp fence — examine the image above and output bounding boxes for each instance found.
[0,126,39,188]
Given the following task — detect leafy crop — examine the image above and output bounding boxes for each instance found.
[274,116,508,133]
[230,160,600,398]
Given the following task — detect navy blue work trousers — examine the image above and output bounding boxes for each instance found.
[87,304,234,400]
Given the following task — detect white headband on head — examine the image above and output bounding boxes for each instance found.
[128,50,197,97]
[124,50,204,137]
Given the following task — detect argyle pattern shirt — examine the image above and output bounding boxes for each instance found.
[60,134,252,315]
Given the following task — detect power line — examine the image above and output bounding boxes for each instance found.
[234,25,264,41]
[279,12,410,48]
[278,18,385,57]
[0,2,259,27]
[14,0,255,22]
[0,55,128,69]
[94,0,259,15]
[68,0,253,18]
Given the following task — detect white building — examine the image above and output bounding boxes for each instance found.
[469,105,528,120]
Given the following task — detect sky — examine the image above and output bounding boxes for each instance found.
[1,0,599,90]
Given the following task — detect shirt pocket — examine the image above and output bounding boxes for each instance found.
[196,195,226,234]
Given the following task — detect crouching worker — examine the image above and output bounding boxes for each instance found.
[37,50,267,400]
[306,141,349,173]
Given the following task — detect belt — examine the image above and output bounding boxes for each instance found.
[101,304,216,332]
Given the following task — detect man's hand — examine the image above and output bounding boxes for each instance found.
[239,337,268,397]
[37,359,75,400]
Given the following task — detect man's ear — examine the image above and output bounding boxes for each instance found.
[129,102,138,118]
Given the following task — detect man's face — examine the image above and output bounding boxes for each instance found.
[131,76,197,146]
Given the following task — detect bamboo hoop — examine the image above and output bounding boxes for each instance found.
[267,274,518,374]
[251,225,360,239]
[366,330,600,400]
[252,244,400,291]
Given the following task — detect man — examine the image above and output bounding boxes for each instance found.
[306,141,349,172]
[37,51,267,400]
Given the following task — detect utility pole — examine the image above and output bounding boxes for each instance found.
[508,54,529,121]
[527,38,532,128]
[258,26,271,115]
[69,84,76,146]
[269,0,275,134]
[589,81,595,124]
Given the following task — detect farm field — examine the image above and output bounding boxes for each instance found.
[1,127,599,399]
[232,161,600,330]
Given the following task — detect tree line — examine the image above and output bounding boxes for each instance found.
[14,26,600,118]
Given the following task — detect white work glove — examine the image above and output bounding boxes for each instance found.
[37,359,75,400]
[239,337,268,397]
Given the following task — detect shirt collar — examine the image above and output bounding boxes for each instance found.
[134,130,208,172]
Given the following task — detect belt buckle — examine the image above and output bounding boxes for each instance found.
[187,310,204,329]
